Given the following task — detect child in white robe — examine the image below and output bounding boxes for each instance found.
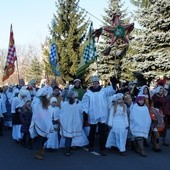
[106,93,129,156]
[130,95,151,157]
[44,97,59,150]
[59,90,88,156]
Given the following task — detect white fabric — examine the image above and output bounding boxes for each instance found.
[138,85,150,97]
[31,96,40,110]
[82,86,116,124]
[106,105,128,152]
[59,130,89,148]
[91,75,100,82]
[50,97,57,104]
[48,105,60,121]
[107,95,116,109]
[74,79,81,83]
[11,97,20,113]
[36,87,48,97]
[130,103,151,139]
[6,91,13,104]
[114,93,124,100]
[11,97,23,140]
[12,125,23,141]
[44,105,60,149]
[44,130,59,149]
[83,126,90,137]
[59,101,83,138]
[18,88,31,100]
[29,98,53,138]
[12,88,20,97]
[71,130,89,146]
[151,86,164,97]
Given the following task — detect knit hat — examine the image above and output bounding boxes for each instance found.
[135,95,145,103]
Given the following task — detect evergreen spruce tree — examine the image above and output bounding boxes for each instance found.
[130,0,170,79]
[94,0,130,81]
[51,0,88,81]
[27,57,42,83]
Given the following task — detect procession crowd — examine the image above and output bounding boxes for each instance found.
[0,75,170,160]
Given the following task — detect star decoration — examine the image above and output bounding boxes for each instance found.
[92,13,134,55]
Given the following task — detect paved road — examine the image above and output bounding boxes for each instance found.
[0,129,170,170]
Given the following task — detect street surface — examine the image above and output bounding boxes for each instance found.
[0,129,170,170]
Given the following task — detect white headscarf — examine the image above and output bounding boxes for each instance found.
[114,93,124,101]
[138,85,150,98]
[150,85,164,98]
[36,86,49,97]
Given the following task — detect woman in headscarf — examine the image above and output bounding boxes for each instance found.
[138,85,151,109]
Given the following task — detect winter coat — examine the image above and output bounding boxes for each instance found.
[20,107,32,133]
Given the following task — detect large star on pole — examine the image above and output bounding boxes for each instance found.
[92,13,134,55]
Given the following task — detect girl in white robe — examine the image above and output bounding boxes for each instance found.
[106,93,129,155]
[59,91,87,156]
[44,97,60,150]
[29,87,54,160]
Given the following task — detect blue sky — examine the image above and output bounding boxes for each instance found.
[0,0,134,50]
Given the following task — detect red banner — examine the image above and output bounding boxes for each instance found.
[3,24,17,82]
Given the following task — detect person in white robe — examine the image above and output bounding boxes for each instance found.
[130,95,151,157]
[81,75,118,156]
[44,97,60,150]
[59,90,87,156]
[11,88,22,141]
[29,87,54,160]
[106,93,129,156]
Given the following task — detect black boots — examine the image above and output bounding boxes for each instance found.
[65,147,71,156]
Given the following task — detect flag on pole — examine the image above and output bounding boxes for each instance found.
[49,40,60,76]
[3,24,17,82]
[83,22,97,63]
[76,22,97,77]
